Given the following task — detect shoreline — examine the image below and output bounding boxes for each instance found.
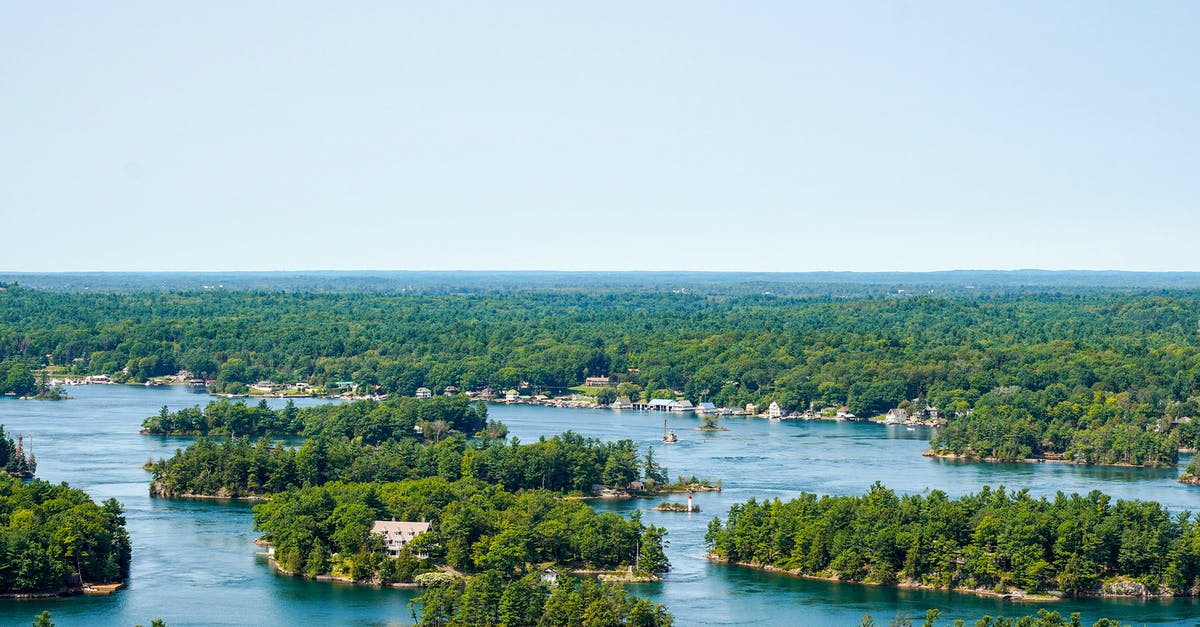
[149,481,267,502]
[705,555,1181,602]
[923,450,1174,469]
[0,581,125,600]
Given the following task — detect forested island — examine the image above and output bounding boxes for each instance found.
[146,398,709,499]
[0,476,131,596]
[144,394,674,622]
[706,484,1200,599]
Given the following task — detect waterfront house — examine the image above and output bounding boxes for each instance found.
[671,400,694,413]
[611,396,634,410]
[540,567,560,586]
[443,385,459,396]
[415,387,432,399]
[648,399,676,412]
[696,402,717,414]
[505,389,520,403]
[885,408,909,424]
[250,381,280,392]
[627,480,645,491]
[372,520,432,558]
[86,375,112,384]
[767,401,782,419]
[584,376,611,387]
[745,403,758,416]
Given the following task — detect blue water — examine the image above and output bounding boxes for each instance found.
[0,386,1197,626]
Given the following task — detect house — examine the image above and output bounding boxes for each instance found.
[540,567,560,586]
[86,375,112,384]
[671,400,694,412]
[696,402,717,414]
[885,408,909,424]
[443,386,459,396]
[415,387,432,399]
[478,387,496,400]
[745,403,758,416]
[647,399,676,411]
[611,396,634,410]
[584,376,611,387]
[627,480,646,491]
[250,381,279,392]
[505,389,520,403]
[767,401,782,419]
[372,520,432,558]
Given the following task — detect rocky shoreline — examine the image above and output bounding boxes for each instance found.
[705,555,1183,601]
[923,450,1173,469]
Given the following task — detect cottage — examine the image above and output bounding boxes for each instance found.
[611,396,634,410]
[250,381,279,392]
[627,480,646,491]
[540,567,560,586]
[671,400,694,412]
[372,520,432,558]
[767,401,782,419]
[505,389,520,403]
[884,408,909,424]
[584,376,611,387]
[443,385,459,396]
[745,403,758,416]
[415,387,433,399]
[696,402,717,414]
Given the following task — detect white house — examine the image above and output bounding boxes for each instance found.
[885,408,909,424]
[696,402,717,414]
[505,389,520,403]
[671,400,694,412]
[372,520,432,558]
[415,387,433,399]
[767,401,782,419]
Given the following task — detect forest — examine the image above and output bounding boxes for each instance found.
[6,286,1200,467]
[705,483,1200,598]
[253,477,669,584]
[0,424,36,478]
[0,476,131,594]
[141,396,489,441]
[148,426,672,499]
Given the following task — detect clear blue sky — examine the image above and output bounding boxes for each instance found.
[3,2,1198,272]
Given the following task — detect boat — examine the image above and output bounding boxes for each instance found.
[662,419,678,443]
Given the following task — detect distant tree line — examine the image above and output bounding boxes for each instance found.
[8,289,1200,466]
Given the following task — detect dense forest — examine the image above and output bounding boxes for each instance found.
[149,427,675,499]
[706,484,1200,598]
[858,609,1125,627]
[6,286,1200,466]
[141,396,490,441]
[410,571,673,627]
[253,478,669,584]
[0,476,131,594]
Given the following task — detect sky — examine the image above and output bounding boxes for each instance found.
[2,2,1198,272]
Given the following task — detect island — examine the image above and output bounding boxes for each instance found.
[706,483,1200,601]
[0,475,131,597]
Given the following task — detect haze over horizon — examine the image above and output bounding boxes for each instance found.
[4,2,1198,273]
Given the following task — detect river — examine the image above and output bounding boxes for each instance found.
[0,385,1197,626]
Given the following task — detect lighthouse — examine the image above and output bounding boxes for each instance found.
[687,492,693,513]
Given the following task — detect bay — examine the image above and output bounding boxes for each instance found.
[0,386,1197,625]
